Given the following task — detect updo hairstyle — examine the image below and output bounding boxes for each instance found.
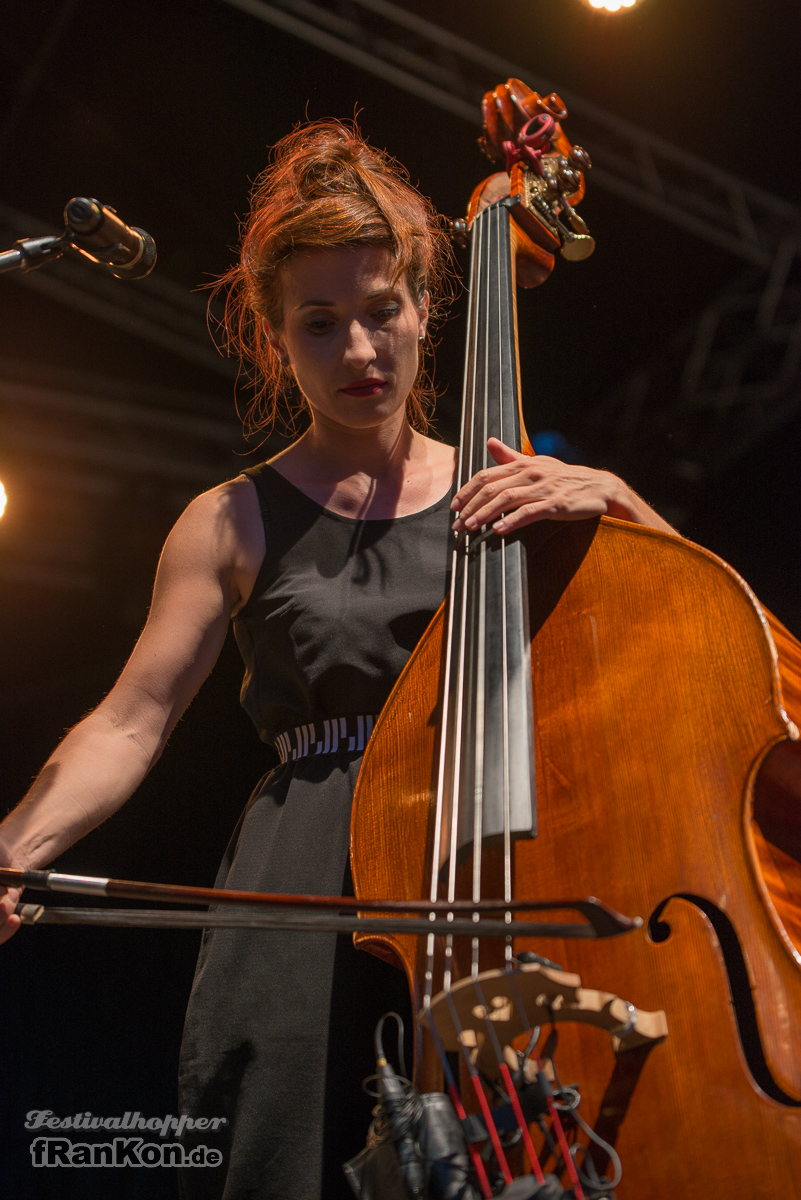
[215,119,453,435]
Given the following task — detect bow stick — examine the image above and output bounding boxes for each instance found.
[0,866,641,939]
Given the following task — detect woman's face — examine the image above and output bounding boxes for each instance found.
[266,244,428,433]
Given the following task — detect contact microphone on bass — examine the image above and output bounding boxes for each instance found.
[63,197,157,279]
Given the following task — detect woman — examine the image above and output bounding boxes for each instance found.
[0,121,674,1198]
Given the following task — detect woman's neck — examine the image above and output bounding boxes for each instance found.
[293,411,419,483]
[268,413,456,519]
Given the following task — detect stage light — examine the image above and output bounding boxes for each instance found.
[0,482,6,519]
[587,0,639,10]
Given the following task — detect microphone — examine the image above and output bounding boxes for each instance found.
[373,1013,426,1198]
[63,197,157,280]
[375,1054,426,1198]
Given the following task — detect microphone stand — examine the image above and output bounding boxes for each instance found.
[0,231,69,275]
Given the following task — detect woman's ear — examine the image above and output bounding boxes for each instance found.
[418,291,430,342]
[262,318,289,366]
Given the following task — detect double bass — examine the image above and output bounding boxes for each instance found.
[351,78,801,1197]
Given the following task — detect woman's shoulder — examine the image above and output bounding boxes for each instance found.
[167,477,266,613]
[181,473,265,531]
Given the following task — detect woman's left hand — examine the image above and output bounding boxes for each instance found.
[451,438,677,536]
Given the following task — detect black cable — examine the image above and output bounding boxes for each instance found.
[374,1011,408,1081]
[568,1109,622,1196]
[550,1079,622,1197]
[366,1012,426,1197]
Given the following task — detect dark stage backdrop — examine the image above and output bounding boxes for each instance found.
[1,0,800,1195]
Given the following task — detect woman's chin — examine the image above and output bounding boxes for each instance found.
[314,397,407,432]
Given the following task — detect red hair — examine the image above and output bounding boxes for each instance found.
[213,119,453,436]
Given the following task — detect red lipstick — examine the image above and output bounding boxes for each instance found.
[339,378,385,397]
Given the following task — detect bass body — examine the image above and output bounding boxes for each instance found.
[351,78,801,1197]
[352,510,801,1195]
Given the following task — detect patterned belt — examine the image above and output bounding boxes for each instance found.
[272,714,381,765]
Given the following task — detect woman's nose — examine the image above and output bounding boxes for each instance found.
[343,320,376,369]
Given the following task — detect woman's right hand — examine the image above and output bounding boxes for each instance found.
[0,848,22,946]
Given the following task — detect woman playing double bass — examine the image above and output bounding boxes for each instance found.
[0,120,674,1199]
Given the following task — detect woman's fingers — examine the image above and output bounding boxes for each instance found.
[452,440,617,532]
[0,888,22,946]
[451,457,525,514]
[453,483,542,530]
[485,436,521,466]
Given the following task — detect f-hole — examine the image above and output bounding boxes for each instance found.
[648,893,801,1107]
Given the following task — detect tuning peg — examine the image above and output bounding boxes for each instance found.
[561,198,590,235]
[560,232,596,261]
[558,166,581,194]
[447,218,470,247]
[539,92,568,122]
[568,145,592,172]
[556,197,595,260]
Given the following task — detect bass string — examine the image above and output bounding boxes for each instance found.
[428,190,482,902]
[474,202,516,978]
[473,203,517,982]
[496,203,514,912]
[451,201,493,905]
[421,206,523,1134]
[470,203,491,978]
[471,203,492,917]
[424,197,484,1013]
[427,202,519,981]
[446,204,482,904]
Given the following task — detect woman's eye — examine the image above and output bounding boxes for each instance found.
[373,306,400,322]
[305,318,334,334]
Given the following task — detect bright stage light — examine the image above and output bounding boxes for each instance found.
[588,0,639,10]
[0,482,6,519]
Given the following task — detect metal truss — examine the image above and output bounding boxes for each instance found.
[589,248,801,483]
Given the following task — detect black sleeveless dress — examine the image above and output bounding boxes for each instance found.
[178,462,453,1200]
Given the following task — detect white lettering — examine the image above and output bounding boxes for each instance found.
[159,1114,177,1138]
[27,1136,225,1168]
[163,1143,183,1167]
[25,1110,53,1130]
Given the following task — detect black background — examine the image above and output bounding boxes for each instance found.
[1,0,800,1194]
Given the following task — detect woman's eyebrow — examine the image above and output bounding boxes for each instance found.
[296,287,397,311]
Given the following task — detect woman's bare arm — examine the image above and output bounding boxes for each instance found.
[0,476,265,943]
